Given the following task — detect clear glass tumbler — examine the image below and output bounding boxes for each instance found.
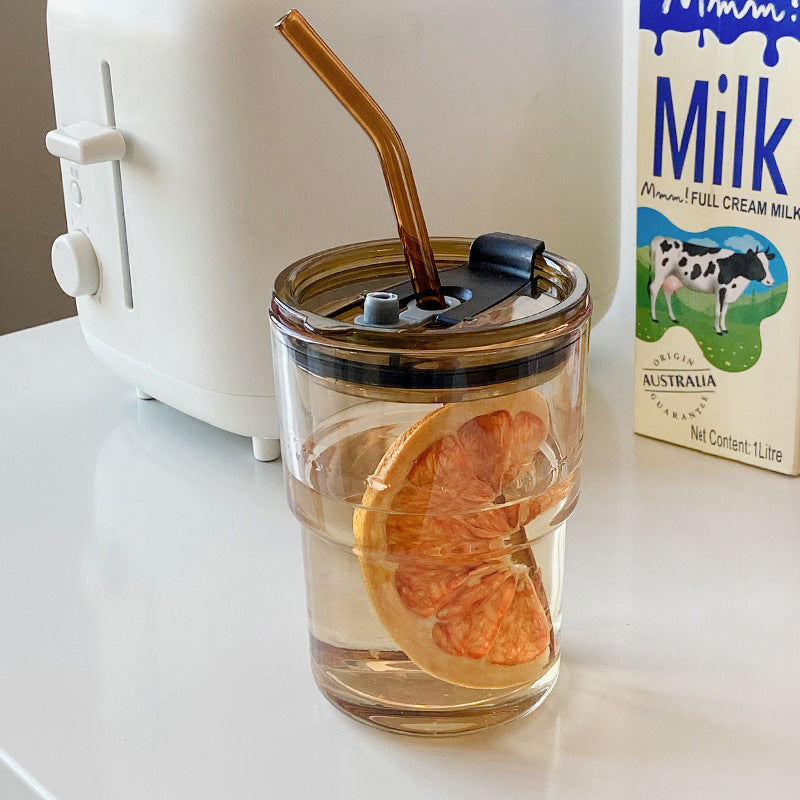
[270,238,591,735]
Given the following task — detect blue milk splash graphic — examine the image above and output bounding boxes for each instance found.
[641,0,800,66]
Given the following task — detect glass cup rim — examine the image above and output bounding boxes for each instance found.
[270,237,591,351]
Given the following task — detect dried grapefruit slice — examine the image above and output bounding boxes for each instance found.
[353,389,565,689]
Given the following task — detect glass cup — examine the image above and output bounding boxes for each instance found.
[270,237,591,735]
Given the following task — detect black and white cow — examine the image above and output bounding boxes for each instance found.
[649,236,775,334]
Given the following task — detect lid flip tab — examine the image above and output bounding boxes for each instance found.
[377,232,545,327]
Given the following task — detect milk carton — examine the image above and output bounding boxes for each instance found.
[635,0,800,475]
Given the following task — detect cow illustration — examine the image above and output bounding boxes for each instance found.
[649,236,775,334]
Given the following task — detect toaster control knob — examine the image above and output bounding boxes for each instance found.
[51,232,100,297]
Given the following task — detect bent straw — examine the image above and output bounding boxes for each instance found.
[276,9,446,310]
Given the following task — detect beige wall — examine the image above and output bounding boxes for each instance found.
[1,0,74,336]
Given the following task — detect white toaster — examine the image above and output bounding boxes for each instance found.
[45,0,621,460]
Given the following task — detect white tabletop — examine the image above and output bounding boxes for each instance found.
[1,316,798,800]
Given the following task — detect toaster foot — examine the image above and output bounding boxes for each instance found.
[252,437,281,462]
[136,388,153,400]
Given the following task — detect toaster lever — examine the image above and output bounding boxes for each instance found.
[46,121,126,165]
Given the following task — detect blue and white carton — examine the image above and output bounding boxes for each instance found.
[636,0,800,474]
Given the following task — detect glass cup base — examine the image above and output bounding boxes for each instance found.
[310,636,560,736]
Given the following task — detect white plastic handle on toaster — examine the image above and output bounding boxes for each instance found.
[46,121,126,165]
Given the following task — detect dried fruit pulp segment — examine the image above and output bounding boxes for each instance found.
[354,390,565,689]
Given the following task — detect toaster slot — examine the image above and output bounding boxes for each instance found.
[101,60,133,310]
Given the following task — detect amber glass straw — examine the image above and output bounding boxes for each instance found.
[276,9,446,310]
